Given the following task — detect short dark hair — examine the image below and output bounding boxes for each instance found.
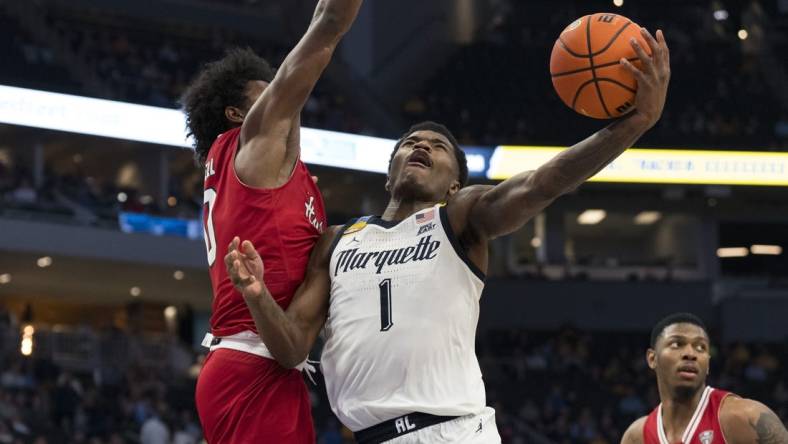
[180,47,276,165]
[388,121,468,187]
[650,312,708,348]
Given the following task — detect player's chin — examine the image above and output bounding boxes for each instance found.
[672,379,704,397]
[399,168,430,185]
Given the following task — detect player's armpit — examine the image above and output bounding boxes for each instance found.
[236,0,363,188]
[721,398,788,444]
[280,226,343,367]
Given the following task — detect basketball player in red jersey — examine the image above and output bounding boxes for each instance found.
[621,313,788,444]
[179,1,364,442]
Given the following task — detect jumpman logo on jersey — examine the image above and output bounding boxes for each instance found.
[476,419,483,433]
[305,196,324,233]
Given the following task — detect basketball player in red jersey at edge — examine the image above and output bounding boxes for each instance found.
[180,0,364,442]
[621,313,788,444]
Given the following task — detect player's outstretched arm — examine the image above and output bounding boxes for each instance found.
[619,417,646,444]
[460,29,670,240]
[225,228,338,368]
[236,0,364,187]
[721,397,788,444]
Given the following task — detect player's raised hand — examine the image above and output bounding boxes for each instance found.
[225,237,265,299]
[620,28,670,128]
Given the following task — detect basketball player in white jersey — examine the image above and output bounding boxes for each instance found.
[226,28,670,443]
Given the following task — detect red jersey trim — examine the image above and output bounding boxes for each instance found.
[716,393,736,444]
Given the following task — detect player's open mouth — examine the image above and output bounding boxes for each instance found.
[407,151,432,168]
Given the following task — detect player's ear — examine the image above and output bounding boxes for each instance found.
[446,180,461,198]
[225,106,245,124]
[647,348,657,370]
[385,176,391,192]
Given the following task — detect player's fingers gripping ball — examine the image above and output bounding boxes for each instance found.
[550,13,651,119]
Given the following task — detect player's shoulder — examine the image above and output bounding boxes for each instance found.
[213,126,243,150]
[320,224,346,246]
[719,395,768,424]
[449,185,494,206]
[444,184,493,221]
[318,224,350,253]
[620,416,648,444]
[205,127,242,166]
[304,225,348,268]
[719,395,788,444]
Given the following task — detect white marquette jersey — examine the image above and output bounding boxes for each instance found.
[321,204,487,432]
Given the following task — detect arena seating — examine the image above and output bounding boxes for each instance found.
[1,315,785,443]
[408,1,787,150]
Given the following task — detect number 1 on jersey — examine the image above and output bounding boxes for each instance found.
[379,279,393,331]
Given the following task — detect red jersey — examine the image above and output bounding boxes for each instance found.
[644,386,733,444]
[202,127,326,337]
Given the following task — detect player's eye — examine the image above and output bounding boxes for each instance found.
[670,341,680,348]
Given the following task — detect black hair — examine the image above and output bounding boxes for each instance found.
[180,47,276,165]
[650,312,708,348]
[388,121,469,187]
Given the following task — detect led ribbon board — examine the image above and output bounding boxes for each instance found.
[0,84,489,176]
[488,147,788,186]
[0,84,193,147]
[1,85,784,185]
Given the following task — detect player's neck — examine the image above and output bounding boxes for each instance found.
[381,198,437,222]
[659,384,707,440]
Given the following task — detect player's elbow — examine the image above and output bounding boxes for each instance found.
[528,167,574,202]
[278,350,308,369]
[279,357,301,370]
[269,348,298,369]
[272,336,309,369]
[520,175,562,210]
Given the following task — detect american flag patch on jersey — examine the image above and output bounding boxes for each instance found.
[415,209,434,224]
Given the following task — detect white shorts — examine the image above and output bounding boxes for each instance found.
[382,407,501,444]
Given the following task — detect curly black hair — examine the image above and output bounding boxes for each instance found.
[180,47,276,165]
[388,121,469,187]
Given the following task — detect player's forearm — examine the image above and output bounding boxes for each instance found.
[530,114,651,198]
[243,289,308,368]
[311,0,364,40]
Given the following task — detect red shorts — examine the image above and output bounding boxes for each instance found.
[195,348,315,443]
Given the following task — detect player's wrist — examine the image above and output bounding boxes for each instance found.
[242,284,270,302]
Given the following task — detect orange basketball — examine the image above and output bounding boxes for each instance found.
[550,13,651,119]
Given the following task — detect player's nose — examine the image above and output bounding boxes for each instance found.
[414,140,432,152]
[682,346,698,360]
